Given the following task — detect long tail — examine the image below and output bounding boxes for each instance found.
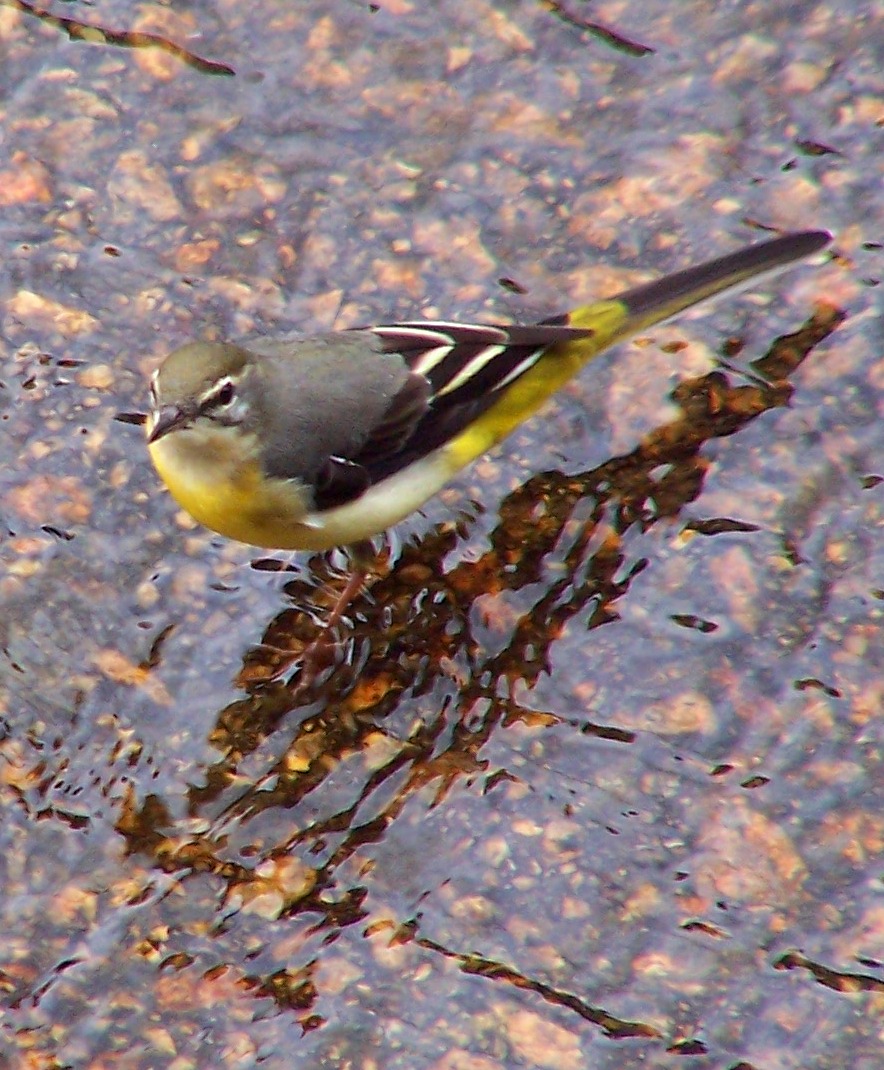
[567,229,831,339]
[446,229,831,466]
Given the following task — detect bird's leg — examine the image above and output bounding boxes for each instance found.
[289,540,376,691]
[242,542,378,689]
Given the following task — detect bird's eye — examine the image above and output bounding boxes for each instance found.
[199,376,239,418]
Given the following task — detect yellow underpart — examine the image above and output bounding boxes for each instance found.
[149,419,459,551]
[149,425,312,548]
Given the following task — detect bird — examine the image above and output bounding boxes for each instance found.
[146,229,830,675]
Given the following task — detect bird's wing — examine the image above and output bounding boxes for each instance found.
[308,318,592,510]
[356,319,592,477]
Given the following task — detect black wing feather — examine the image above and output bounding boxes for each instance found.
[341,320,592,486]
[262,319,592,511]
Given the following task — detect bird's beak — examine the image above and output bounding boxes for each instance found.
[147,404,189,444]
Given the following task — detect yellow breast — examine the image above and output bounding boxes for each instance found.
[147,416,464,552]
[147,424,314,549]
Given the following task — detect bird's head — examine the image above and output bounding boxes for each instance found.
[147,342,254,445]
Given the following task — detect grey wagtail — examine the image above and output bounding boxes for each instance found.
[146,229,830,666]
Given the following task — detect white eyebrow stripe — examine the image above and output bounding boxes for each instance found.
[436,344,508,396]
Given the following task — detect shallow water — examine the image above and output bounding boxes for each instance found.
[0,1,881,1067]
